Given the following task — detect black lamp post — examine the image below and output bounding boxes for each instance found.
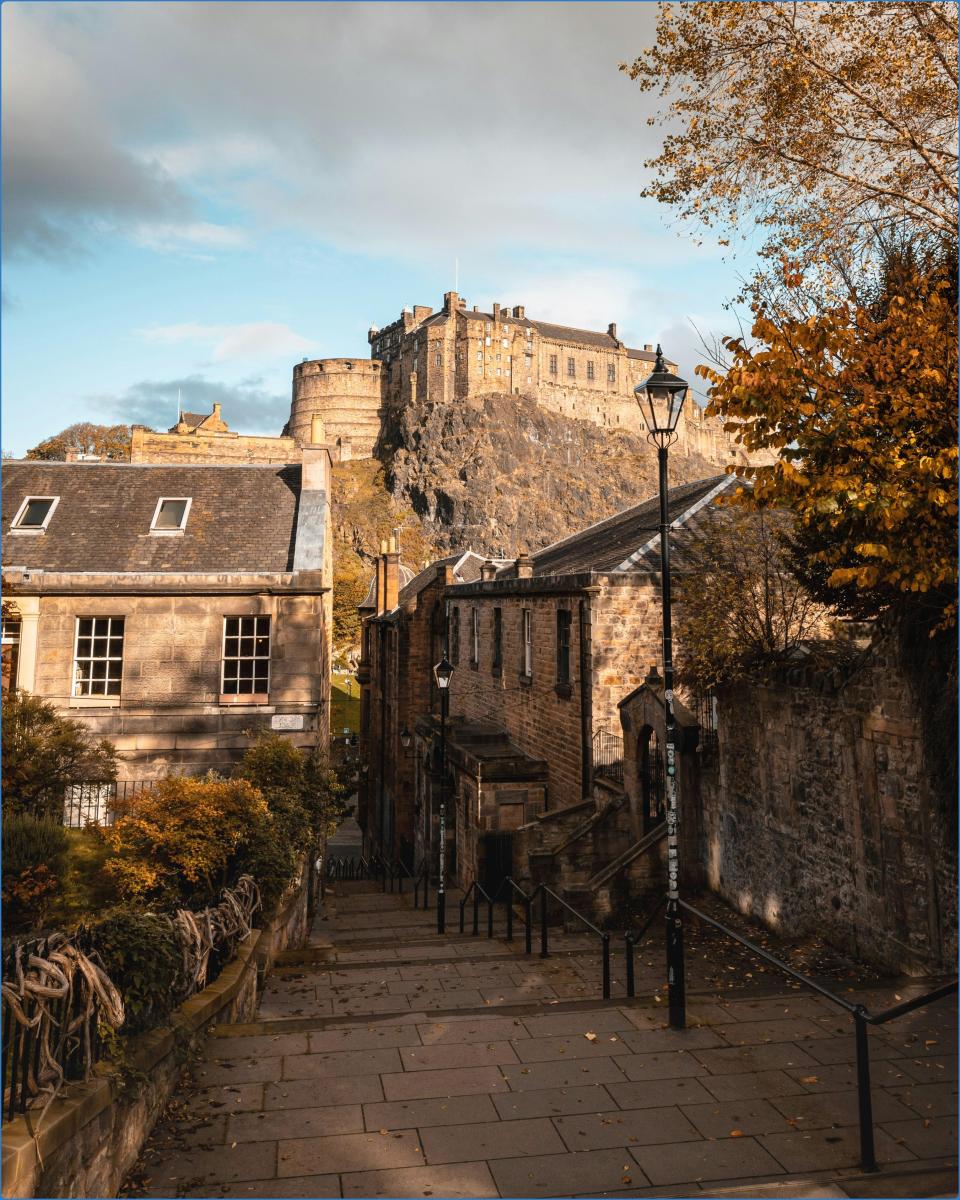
[635,344,689,1031]
[433,655,455,934]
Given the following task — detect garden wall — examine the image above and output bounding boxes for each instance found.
[700,639,957,975]
[1,871,311,1200]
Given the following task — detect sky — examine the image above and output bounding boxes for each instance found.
[2,1,756,457]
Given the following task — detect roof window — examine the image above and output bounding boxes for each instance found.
[150,497,192,534]
[10,496,59,533]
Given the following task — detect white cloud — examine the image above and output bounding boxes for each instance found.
[139,321,312,362]
[130,221,249,254]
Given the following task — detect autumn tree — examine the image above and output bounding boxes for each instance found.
[623,2,958,301]
[26,421,142,461]
[675,506,827,688]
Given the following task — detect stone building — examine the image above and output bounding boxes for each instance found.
[355,543,510,868]
[2,443,333,816]
[356,474,733,890]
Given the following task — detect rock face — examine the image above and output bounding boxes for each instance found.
[385,391,725,558]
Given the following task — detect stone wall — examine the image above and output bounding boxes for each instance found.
[700,640,957,974]
[130,427,298,465]
[27,578,329,780]
[1,872,311,1199]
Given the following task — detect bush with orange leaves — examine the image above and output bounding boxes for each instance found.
[102,775,271,908]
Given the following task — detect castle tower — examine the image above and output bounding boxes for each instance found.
[289,358,386,461]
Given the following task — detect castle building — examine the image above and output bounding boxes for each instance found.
[286,291,756,467]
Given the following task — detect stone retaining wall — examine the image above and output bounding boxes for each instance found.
[1,871,311,1199]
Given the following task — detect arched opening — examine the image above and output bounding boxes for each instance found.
[639,725,666,834]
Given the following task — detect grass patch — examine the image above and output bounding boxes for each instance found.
[332,672,360,736]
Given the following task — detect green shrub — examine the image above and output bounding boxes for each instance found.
[87,910,184,1035]
[2,815,69,932]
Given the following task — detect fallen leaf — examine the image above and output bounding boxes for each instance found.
[799,1075,819,1085]
[730,1130,744,1138]
[585,1032,597,1041]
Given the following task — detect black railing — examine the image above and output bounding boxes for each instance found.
[62,780,154,828]
[623,894,667,998]
[678,899,958,1173]
[326,856,371,881]
[534,884,611,999]
[592,729,624,783]
[412,860,431,911]
[459,881,495,938]
[491,877,534,955]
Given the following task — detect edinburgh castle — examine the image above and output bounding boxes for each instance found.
[130,290,756,469]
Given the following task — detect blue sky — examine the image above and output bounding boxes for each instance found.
[2,2,755,457]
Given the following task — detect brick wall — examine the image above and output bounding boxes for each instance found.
[700,638,957,973]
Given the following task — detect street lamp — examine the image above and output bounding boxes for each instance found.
[433,655,455,934]
[400,726,412,750]
[636,344,689,1031]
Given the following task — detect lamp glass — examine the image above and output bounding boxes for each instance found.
[434,656,455,690]
[635,346,689,434]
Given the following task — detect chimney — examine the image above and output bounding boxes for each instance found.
[310,413,326,444]
[493,302,501,322]
[443,291,459,314]
[376,540,388,613]
[608,323,617,340]
[212,402,222,419]
[480,559,497,581]
[515,305,525,319]
[515,551,533,579]
[473,305,479,312]
[384,534,400,611]
[65,449,80,462]
[644,344,653,352]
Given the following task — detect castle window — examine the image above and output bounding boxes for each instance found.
[549,354,558,375]
[221,615,270,698]
[150,497,191,534]
[496,368,501,376]
[525,354,533,366]
[10,496,59,533]
[586,361,595,381]
[486,322,492,332]
[73,616,124,698]
[501,338,509,348]
[608,362,616,383]
[435,352,442,367]
[485,336,491,347]
[567,357,575,378]
[477,351,482,361]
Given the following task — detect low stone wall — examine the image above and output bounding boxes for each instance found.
[1,870,312,1200]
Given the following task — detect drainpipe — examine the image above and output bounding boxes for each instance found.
[578,597,593,798]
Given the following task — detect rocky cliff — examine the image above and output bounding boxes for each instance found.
[385,391,724,557]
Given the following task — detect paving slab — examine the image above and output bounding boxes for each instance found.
[607,1076,719,1111]
[421,1115,566,1164]
[700,1069,808,1102]
[759,1126,917,1172]
[630,1135,786,1185]
[398,1040,520,1071]
[617,1050,710,1081]
[194,1057,283,1086]
[140,1140,279,1188]
[715,1018,834,1046]
[281,1046,402,1080]
[493,1082,617,1120]
[501,1055,627,1091]
[618,1025,725,1054]
[145,1175,342,1199]
[204,1032,309,1059]
[417,1015,530,1044]
[490,1147,652,1197]
[878,1116,959,1159]
[225,1104,365,1143]
[887,1079,959,1118]
[681,1097,794,1139]
[554,1104,701,1151]
[380,1064,511,1101]
[263,1075,384,1110]
[770,1088,916,1129]
[307,1025,422,1052]
[694,1043,821,1075]
[363,1093,499,1131]
[277,1127,424,1176]
[340,1160,498,1198]
[184,1083,266,1117]
[514,1032,635,1062]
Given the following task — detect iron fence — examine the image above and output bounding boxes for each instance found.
[592,729,624,783]
[62,780,154,828]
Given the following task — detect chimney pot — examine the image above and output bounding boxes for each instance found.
[515,551,533,579]
[644,344,653,352]
[480,559,497,581]
[608,322,617,340]
[493,302,501,321]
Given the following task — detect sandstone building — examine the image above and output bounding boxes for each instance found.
[2,443,334,819]
[287,291,753,466]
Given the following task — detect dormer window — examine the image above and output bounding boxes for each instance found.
[150,497,191,534]
[10,496,59,534]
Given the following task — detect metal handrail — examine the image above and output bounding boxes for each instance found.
[490,877,534,954]
[412,859,431,911]
[459,880,495,938]
[531,884,611,999]
[679,899,958,1173]
[623,894,667,998]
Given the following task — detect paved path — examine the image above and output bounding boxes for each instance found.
[129,882,957,1199]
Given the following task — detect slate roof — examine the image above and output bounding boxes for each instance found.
[2,461,303,573]
[528,475,733,576]
[359,563,417,611]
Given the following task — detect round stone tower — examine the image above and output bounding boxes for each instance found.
[289,358,385,460]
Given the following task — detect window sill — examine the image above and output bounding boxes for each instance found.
[69,696,120,708]
[8,528,45,536]
[219,693,271,706]
[149,529,186,537]
[554,682,573,700]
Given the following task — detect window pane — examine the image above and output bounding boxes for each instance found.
[255,636,270,656]
[239,636,254,657]
[254,665,269,688]
[18,499,53,527]
[106,678,121,696]
[256,616,270,637]
[239,660,254,679]
[223,676,239,694]
[93,637,108,658]
[225,618,239,638]
[78,618,93,638]
[224,637,239,658]
[154,499,188,529]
